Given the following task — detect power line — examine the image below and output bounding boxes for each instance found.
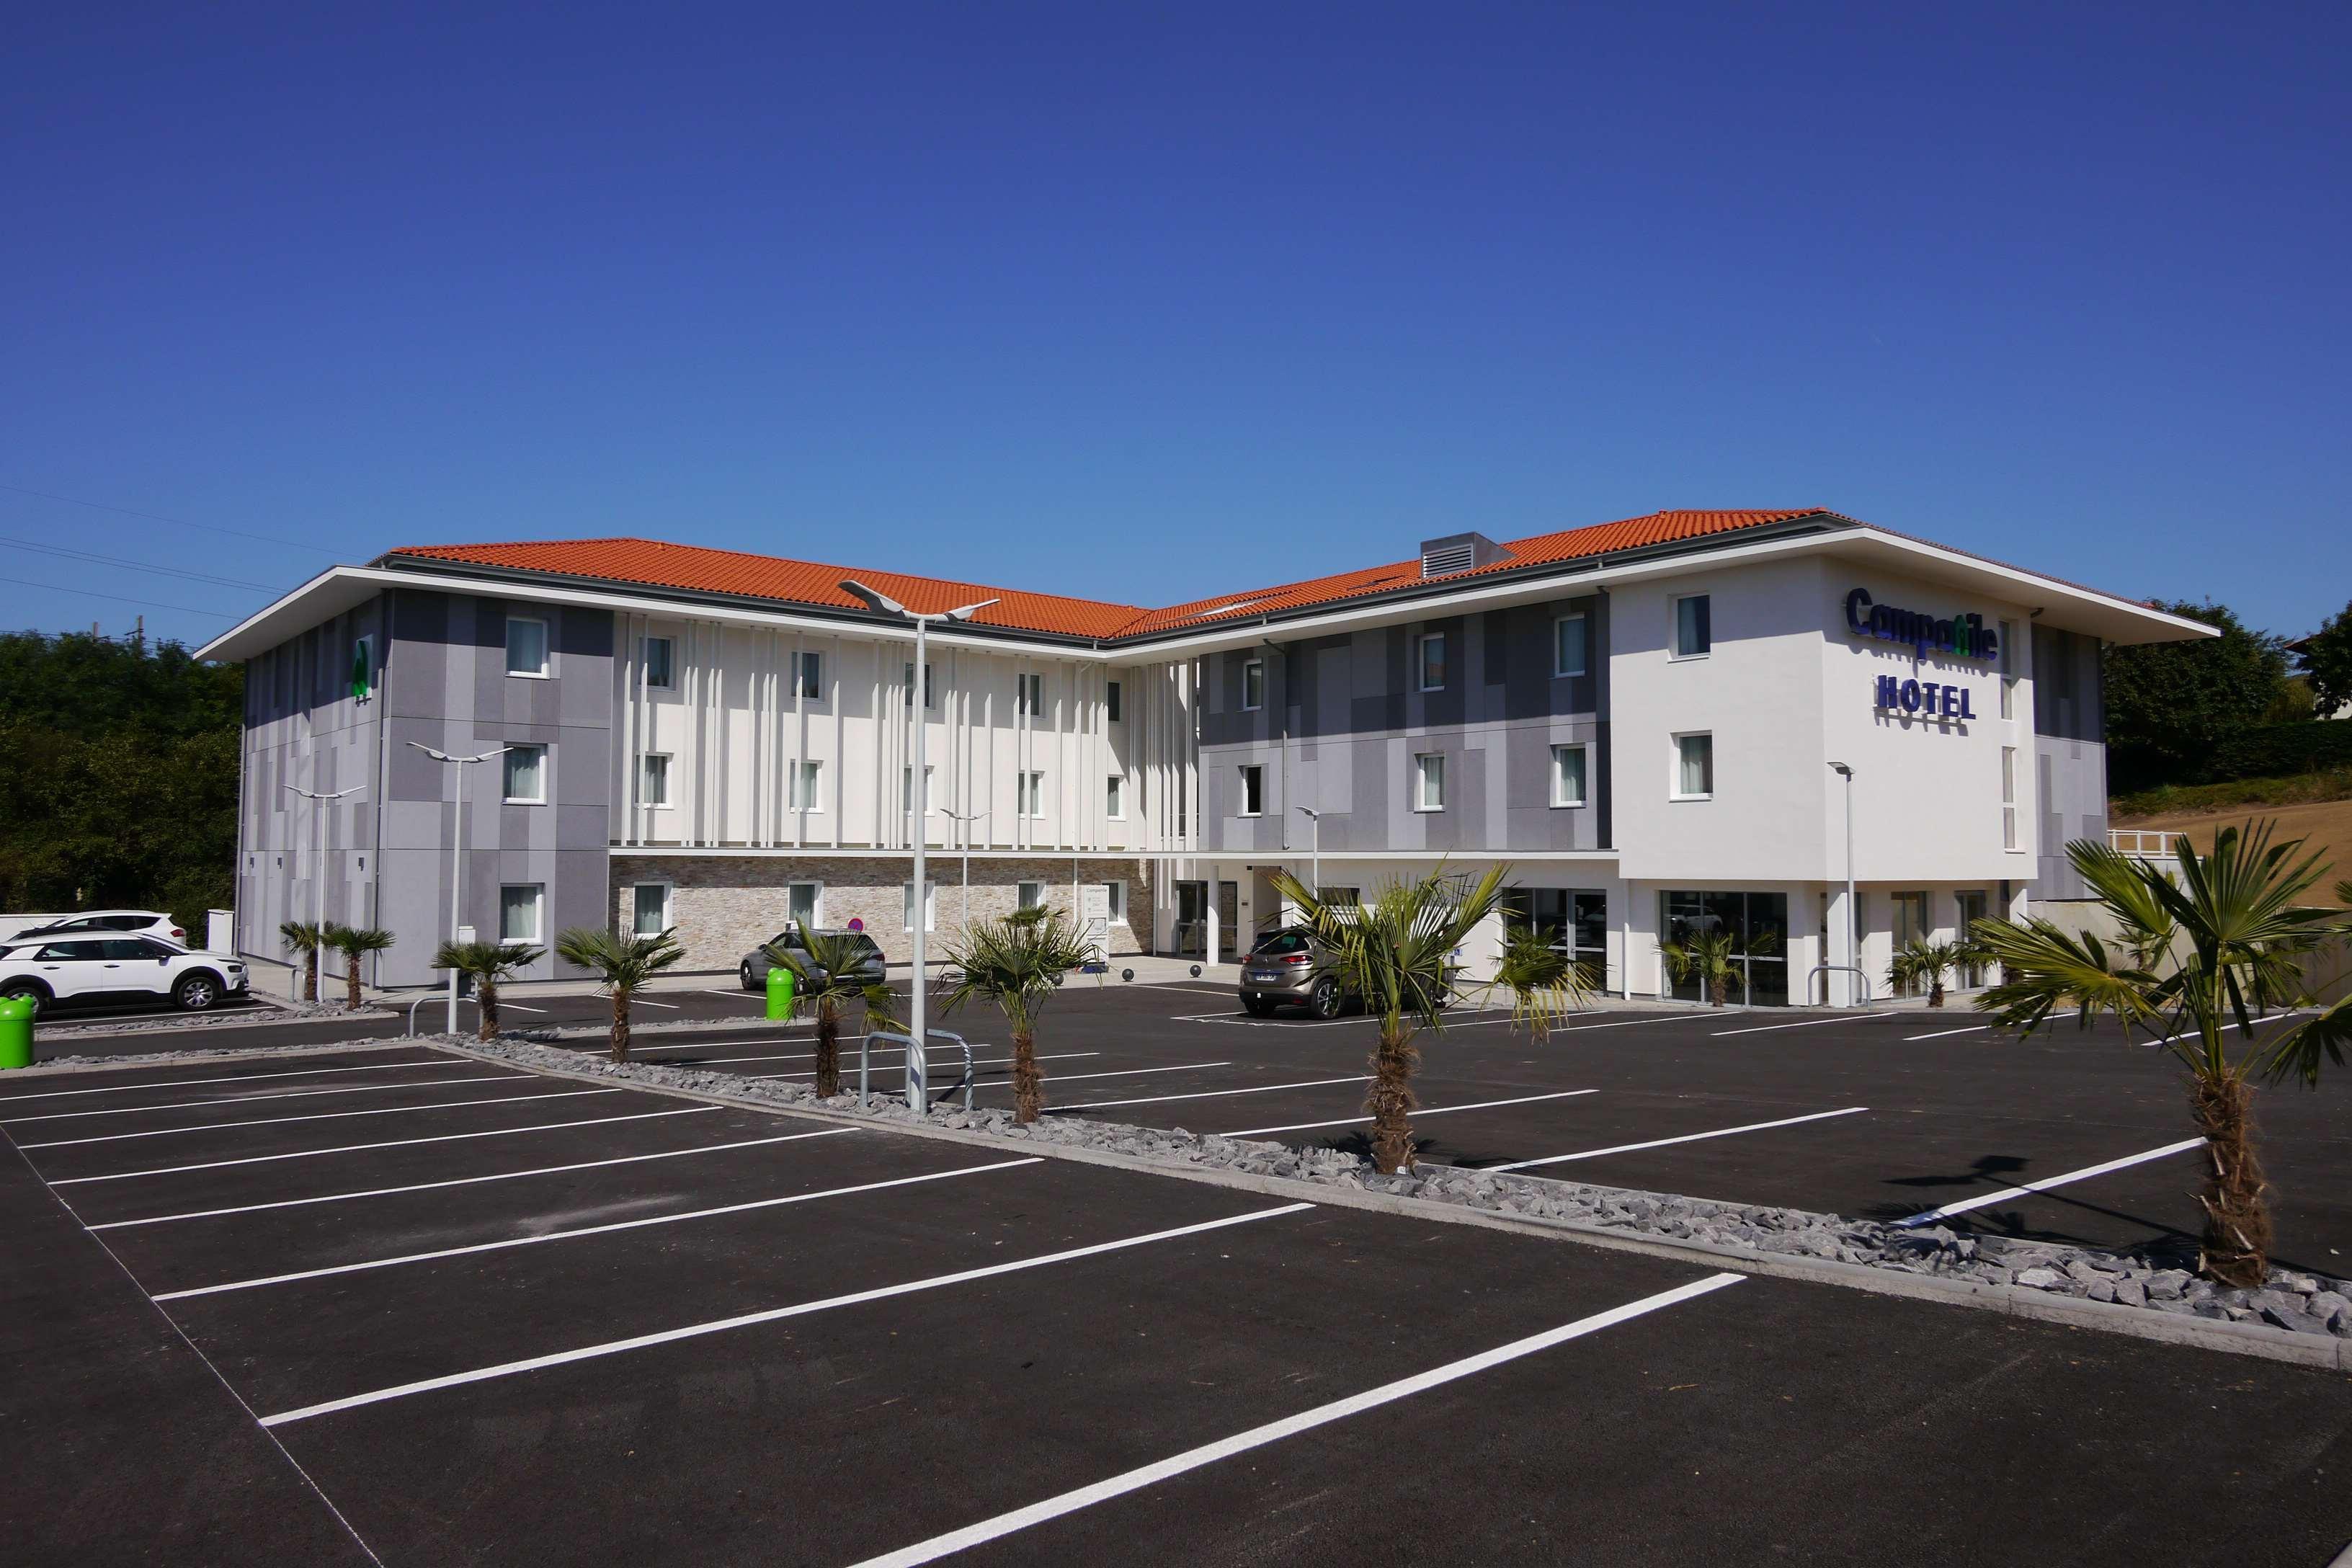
[0,481,339,557]
[0,535,277,592]
[15,579,236,619]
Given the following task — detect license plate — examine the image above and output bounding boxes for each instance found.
[1245,970,1280,982]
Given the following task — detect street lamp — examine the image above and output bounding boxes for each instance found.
[282,782,364,1002]
[839,578,999,1109]
[407,742,508,1034]
[1294,805,1322,904]
[1827,762,1856,1007]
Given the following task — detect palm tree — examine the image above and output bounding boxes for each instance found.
[430,938,544,1041]
[939,908,1094,1123]
[319,924,395,1010]
[1268,865,1509,1175]
[1491,922,1595,1039]
[1888,939,1966,1007]
[1971,824,2349,1287]
[1661,927,1744,1007]
[555,925,686,1064]
[279,920,323,1003]
[759,922,891,1095]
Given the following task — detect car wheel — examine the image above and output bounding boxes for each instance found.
[1241,993,1276,1017]
[740,961,757,991]
[172,974,220,1011]
[1,981,48,1017]
[1308,977,1343,1020]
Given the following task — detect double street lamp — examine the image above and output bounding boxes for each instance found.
[406,742,508,1034]
[839,579,998,1109]
[282,781,364,1002]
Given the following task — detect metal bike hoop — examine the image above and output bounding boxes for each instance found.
[863,1029,975,1112]
[1805,963,1875,1007]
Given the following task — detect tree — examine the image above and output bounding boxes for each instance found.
[555,925,685,1063]
[280,921,324,1003]
[760,923,893,1096]
[430,940,543,1041]
[2103,600,2289,790]
[1661,927,1744,1007]
[1268,865,1509,1174]
[1491,922,1595,1038]
[939,909,1094,1123]
[1969,826,2348,1286]
[2297,600,2352,720]
[321,925,394,1010]
[1889,939,1967,1007]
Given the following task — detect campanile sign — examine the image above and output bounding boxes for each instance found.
[1846,587,1994,721]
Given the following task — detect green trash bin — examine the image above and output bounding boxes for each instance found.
[765,962,796,1020]
[0,994,35,1070]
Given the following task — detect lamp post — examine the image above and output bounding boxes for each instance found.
[282,782,364,1001]
[1293,806,1322,906]
[942,808,989,934]
[839,579,998,1110]
[1827,761,1856,1007]
[407,743,508,1034]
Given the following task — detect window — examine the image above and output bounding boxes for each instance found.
[1017,770,1046,818]
[1017,881,1045,911]
[499,884,544,944]
[1550,744,1588,807]
[505,615,549,677]
[1238,764,1265,816]
[631,883,670,937]
[638,754,670,806]
[1672,594,1711,659]
[1105,881,1127,922]
[1315,886,1362,908]
[902,881,937,932]
[1673,733,1714,799]
[1106,680,1123,723]
[1414,752,1446,811]
[1241,659,1265,710]
[787,882,821,926]
[502,744,546,803]
[1018,672,1044,716]
[642,636,674,690]
[1999,620,2017,720]
[903,662,935,708]
[349,634,377,701]
[1417,633,1448,691]
[790,760,822,811]
[2002,746,2020,850]
[1107,775,1126,819]
[1552,614,1587,677]
[901,765,935,816]
[793,650,823,700]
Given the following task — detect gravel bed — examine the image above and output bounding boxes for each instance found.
[442,1030,2352,1343]
[32,999,388,1040]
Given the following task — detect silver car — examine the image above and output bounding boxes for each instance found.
[1237,927,1355,1018]
[737,928,886,992]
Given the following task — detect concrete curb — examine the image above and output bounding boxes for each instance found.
[426,1038,2351,1373]
[32,1004,396,1043]
[2,1038,434,1078]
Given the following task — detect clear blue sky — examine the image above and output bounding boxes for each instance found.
[8,2,2347,649]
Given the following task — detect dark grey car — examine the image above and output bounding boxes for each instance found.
[737,928,886,992]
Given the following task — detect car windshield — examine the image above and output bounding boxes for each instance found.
[1253,932,1310,956]
[850,936,881,958]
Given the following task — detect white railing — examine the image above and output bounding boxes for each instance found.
[2109,828,2183,858]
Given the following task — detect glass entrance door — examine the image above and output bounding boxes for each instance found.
[1660,891,1791,1005]
[1955,891,1990,986]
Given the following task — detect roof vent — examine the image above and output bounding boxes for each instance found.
[1420,532,1512,579]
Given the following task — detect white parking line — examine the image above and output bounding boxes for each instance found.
[848,1272,1745,1568]
[1493,1107,1871,1170]
[979,1062,1231,1089]
[17,1088,623,1150]
[1221,1089,1599,1139]
[1046,1075,1371,1113]
[702,989,762,1001]
[156,1157,1047,1300]
[257,1202,1315,1427]
[88,1128,863,1229]
[1894,1138,2208,1227]
[1,1074,536,1124]
[633,999,682,1010]
[42,1106,718,1185]
[496,1002,548,1015]
[1711,1015,1890,1037]
[0,1056,458,1105]
[1903,1023,1994,1041]
[749,1052,1095,1081]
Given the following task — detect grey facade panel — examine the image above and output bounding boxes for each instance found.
[2036,736,2109,900]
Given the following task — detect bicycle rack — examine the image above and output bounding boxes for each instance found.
[861,1029,975,1113]
[1804,964,1875,1007]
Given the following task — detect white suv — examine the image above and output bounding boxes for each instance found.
[0,936,247,1015]
[1,909,188,945]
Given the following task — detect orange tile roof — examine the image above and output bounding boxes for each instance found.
[383,509,1836,643]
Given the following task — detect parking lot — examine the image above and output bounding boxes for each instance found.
[7,1038,2351,1567]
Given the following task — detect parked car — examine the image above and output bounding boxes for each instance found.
[737,928,887,992]
[0,909,188,946]
[0,935,246,1015]
[1238,927,1356,1017]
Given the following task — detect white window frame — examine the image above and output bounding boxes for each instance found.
[1017,672,1044,716]
[1670,594,1711,662]
[1237,764,1265,817]
[505,615,551,678]
[641,636,675,691]
[1999,619,2018,721]
[1106,680,1123,723]
[1106,775,1126,820]
[499,883,545,944]
[1241,659,1265,711]
[790,759,823,812]
[1017,881,1046,912]
[630,881,672,937]
[1417,632,1447,692]
[637,752,670,808]
[2002,746,2021,850]
[1549,742,1590,808]
[1413,752,1446,812]
[502,743,548,805]
[1672,731,1714,801]
[793,649,824,702]
[904,662,936,710]
[902,881,937,933]
[1018,770,1046,819]
[902,764,935,817]
[1552,614,1587,678]
[787,881,823,927]
[1105,881,1127,923]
